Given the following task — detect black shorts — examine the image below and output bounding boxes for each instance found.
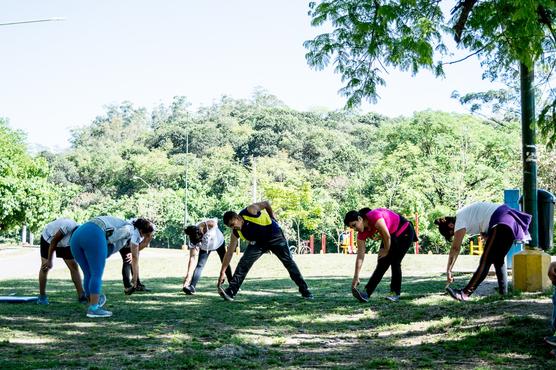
[40,236,74,260]
[119,246,131,259]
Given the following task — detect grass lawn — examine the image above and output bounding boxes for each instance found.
[0,249,555,369]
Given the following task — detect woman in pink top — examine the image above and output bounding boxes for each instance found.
[344,207,417,303]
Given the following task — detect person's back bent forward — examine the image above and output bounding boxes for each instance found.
[218,200,313,301]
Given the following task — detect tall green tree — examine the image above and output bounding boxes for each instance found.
[0,119,60,233]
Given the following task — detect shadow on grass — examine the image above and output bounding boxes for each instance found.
[0,275,554,369]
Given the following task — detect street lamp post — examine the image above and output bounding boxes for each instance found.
[132,175,153,189]
[0,18,66,27]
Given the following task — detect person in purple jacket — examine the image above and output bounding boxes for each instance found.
[435,202,531,301]
[344,207,417,303]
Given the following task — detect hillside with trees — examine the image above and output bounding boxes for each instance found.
[2,90,545,252]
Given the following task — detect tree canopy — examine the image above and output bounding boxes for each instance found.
[304,0,556,141]
[0,91,537,252]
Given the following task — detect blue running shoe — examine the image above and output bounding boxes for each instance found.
[37,295,49,305]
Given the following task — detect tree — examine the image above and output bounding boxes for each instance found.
[306,0,556,247]
[0,119,61,232]
[305,1,555,113]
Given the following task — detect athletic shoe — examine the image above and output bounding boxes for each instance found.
[544,334,556,346]
[135,284,151,292]
[352,288,369,303]
[385,292,400,302]
[86,306,112,318]
[37,295,49,305]
[78,294,88,304]
[301,291,314,300]
[218,286,234,302]
[124,286,136,296]
[446,287,468,302]
[182,285,194,295]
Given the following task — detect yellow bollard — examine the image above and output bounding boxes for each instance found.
[512,249,552,292]
[235,246,240,255]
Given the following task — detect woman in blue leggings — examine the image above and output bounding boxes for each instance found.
[70,216,154,318]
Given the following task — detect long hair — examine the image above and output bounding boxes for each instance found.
[434,216,456,241]
[132,218,154,234]
[184,225,203,245]
[343,207,372,226]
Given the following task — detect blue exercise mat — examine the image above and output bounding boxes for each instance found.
[0,296,38,303]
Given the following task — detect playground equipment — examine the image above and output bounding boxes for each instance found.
[337,229,356,254]
[469,237,484,256]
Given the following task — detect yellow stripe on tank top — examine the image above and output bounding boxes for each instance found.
[242,209,272,226]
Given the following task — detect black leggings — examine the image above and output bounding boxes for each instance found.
[120,247,142,289]
[227,236,309,296]
[364,223,415,296]
[463,224,513,296]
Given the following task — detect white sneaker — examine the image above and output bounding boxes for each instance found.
[385,292,400,302]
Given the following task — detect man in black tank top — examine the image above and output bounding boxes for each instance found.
[217,200,313,301]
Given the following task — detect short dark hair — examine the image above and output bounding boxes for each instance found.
[132,218,154,234]
[343,208,372,227]
[434,216,456,241]
[184,225,203,245]
[223,211,238,226]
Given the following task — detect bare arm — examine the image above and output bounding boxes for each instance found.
[446,228,466,284]
[184,248,199,285]
[374,218,391,259]
[138,233,153,251]
[218,232,238,285]
[130,243,140,287]
[42,231,64,271]
[352,239,367,288]
[247,201,276,220]
[205,219,217,230]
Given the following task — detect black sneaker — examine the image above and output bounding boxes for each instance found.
[301,291,314,300]
[78,294,88,304]
[182,285,194,295]
[124,286,136,296]
[218,286,234,301]
[135,284,151,292]
[446,287,468,302]
[352,288,369,303]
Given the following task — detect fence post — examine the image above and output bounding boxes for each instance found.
[414,212,419,254]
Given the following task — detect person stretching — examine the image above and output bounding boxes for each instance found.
[345,207,417,303]
[38,218,85,305]
[182,218,232,294]
[435,202,531,301]
[218,201,313,301]
[70,216,154,318]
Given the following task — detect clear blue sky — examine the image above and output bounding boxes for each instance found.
[0,1,500,150]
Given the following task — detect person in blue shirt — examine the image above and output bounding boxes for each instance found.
[217,200,313,301]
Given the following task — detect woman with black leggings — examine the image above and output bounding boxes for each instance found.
[345,207,417,303]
